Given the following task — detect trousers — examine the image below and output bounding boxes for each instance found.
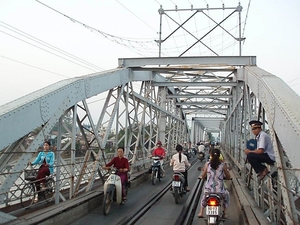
[35,165,50,191]
[247,153,275,174]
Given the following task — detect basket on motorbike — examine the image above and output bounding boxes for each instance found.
[24,168,38,181]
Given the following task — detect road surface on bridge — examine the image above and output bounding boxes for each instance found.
[69,159,240,225]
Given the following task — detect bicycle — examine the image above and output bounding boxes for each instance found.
[20,166,55,209]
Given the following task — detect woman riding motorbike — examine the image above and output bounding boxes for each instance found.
[197,148,231,218]
[103,147,129,201]
[170,144,191,191]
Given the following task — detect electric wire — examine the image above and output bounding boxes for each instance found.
[154,0,161,6]
[35,1,161,57]
[242,0,251,40]
[0,21,105,71]
[0,30,99,72]
[0,0,248,74]
[35,0,243,58]
[287,77,300,83]
[115,0,157,32]
[0,55,70,78]
[186,0,193,5]
[178,13,189,55]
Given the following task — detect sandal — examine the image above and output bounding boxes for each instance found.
[197,214,204,218]
[259,168,270,181]
[222,213,229,219]
[122,197,127,202]
[33,196,38,203]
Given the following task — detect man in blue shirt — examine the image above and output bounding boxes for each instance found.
[244,120,275,180]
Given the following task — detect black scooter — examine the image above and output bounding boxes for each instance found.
[171,172,187,204]
[198,151,205,162]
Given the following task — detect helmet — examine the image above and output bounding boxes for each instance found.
[157,141,162,145]
[176,144,183,151]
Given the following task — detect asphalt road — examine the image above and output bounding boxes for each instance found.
[69,158,241,225]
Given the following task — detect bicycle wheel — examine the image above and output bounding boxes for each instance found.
[151,170,157,185]
[44,177,55,202]
[103,190,112,215]
[20,183,36,209]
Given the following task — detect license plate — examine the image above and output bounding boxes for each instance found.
[206,206,219,215]
[172,181,181,187]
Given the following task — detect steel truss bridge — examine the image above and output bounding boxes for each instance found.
[1,56,300,224]
[1,3,300,224]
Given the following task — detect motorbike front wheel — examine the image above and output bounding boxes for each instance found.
[174,189,180,204]
[151,170,158,185]
[103,190,112,215]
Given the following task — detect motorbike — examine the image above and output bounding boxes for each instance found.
[171,171,186,204]
[183,150,191,159]
[102,168,128,215]
[204,193,225,225]
[191,147,197,156]
[150,156,163,185]
[198,151,205,162]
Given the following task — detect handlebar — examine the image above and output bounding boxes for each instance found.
[152,156,163,160]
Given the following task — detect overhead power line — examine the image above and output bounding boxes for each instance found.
[115,0,157,32]
[0,55,70,78]
[0,21,104,72]
[0,29,100,72]
[36,0,159,57]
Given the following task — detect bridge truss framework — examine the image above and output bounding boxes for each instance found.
[0,56,300,224]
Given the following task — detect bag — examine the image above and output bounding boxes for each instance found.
[24,168,38,181]
[126,181,131,188]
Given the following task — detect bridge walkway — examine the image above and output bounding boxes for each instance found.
[2,157,270,225]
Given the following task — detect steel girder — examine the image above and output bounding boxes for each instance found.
[221,66,300,224]
[1,56,299,224]
[0,68,187,215]
[118,56,256,67]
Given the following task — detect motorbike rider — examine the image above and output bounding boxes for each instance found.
[182,141,190,159]
[152,140,166,177]
[197,148,231,218]
[198,142,205,154]
[103,147,129,201]
[170,144,191,191]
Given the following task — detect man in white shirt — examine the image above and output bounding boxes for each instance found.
[244,120,276,180]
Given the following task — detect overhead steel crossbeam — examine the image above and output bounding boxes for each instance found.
[176,102,229,106]
[193,116,225,132]
[168,94,233,98]
[118,56,256,67]
[130,66,237,73]
[182,108,227,114]
[153,81,237,87]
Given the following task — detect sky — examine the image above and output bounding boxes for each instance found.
[1,0,300,107]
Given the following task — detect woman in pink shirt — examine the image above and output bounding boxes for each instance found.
[170,144,191,191]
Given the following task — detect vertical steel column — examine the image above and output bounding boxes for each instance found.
[238,3,243,56]
[70,105,77,198]
[157,87,167,144]
[158,5,163,57]
[55,117,62,204]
